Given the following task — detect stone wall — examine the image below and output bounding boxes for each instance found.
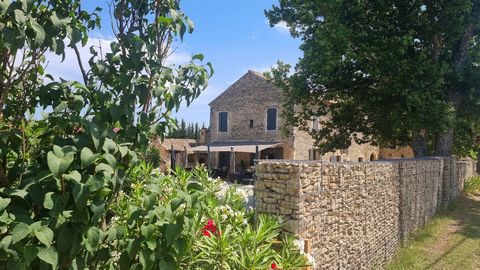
[255,157,477,269]
[209,70,288,142]
[379,146,415,159]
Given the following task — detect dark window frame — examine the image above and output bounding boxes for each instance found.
[218,112,228,132]
[266,107,277,131]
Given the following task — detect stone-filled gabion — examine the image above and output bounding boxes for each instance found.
[255,157,477,270]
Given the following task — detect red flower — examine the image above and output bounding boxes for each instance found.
[202,219,219,237]
[113,127,121,133]
[73,126,83,134]
[270,263,277,270]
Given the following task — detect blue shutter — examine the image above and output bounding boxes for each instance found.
[218,112,228,132]
[267,108,277,130]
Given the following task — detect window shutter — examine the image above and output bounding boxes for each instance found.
[267,108,277,130]
[218,112,228,132]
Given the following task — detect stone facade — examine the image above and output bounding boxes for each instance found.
[255,157,477,269]
[209,70,287,143]
[379,146,415,159]
[207,70,386,167]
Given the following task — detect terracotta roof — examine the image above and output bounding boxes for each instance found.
[154,138,199,153]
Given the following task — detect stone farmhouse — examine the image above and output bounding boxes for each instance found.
[154,70,413,173]
[193,70,412,170]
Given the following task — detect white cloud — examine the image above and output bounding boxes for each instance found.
[44,37,113,82]
[165,49,192,66]
[273,21,290,34]
[44,38,194,82]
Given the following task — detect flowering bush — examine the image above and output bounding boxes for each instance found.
[109,164,310,269]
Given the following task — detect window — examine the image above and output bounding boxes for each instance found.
[249,119,254,128]
[309,149,323,160]
[340,148,348,155]
[218,112,228,132]
[266,108,277,131]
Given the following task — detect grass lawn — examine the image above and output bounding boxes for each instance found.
[386,195,480,270]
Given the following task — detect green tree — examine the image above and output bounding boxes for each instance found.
[166,118,201,139]
[266,0,480,157]
[0,0,212,268]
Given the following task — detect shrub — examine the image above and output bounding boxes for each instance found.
[464,175,480,194]
[109,165,310,269]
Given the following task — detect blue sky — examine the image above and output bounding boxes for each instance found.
[49,1,301,126]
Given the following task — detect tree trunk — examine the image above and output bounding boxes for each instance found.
[435,129,454,156]
[0,164,7,187]
[412,129,428,157]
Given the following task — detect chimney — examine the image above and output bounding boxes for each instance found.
[197,128,208,145]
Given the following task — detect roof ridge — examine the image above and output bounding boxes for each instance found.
[247,69,266,78]
[208,71,268,106]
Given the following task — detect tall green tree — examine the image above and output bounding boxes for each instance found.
[166,118,201,139]
[0,0,212,267]
[266,0,480,157]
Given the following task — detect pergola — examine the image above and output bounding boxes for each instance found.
[190,141,283,173]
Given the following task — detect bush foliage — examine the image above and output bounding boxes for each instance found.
[0,1,309,269]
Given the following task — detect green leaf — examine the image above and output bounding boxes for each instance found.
[119,146,129,158]
[110,41,120,53]
[103,153,116,168]
[170,198,183,212]
[81,147,98,168]
[173,237,188,257]
[53,101,68,112]
[95,163,114,175]
[52,38,65,57]
[141,225,155,250]
[13,9,25,25]
[126,238,142,259]
[165,224,182,246]
[102,138,117,153]
[0,197,11,211]
[0,235,12,250]
[30,20,45,47]
[187,18,194,33]
[34,226,54,247]
[50,12,70,28]
[56,225,74,257]
[69,27,82,46]
[23,245,38,265]
[71,257,85,270]
[159,258,176,270]
[37,246,58,269]
[12,223,31,244]
[73,183,89,209]
[90,124,100,150]
[86,227,100,252]
[90,201,105,222]
[192,54,204,62]
[63,170,81,183]
[86,175,105,192]
[0,1,10,15]
[139,249,155,270]
[47,150,74,176]
[9,189,28,199]
[43,192,55,210]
